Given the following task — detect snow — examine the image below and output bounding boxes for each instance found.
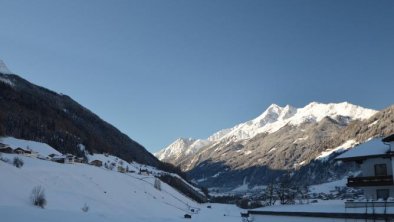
[336,138,389,160]
[294,136,308,143]
[0,59,14,74]
[316,139,357,160]
[369,120,379,127]
[206,102,376,143]
[1,146,392,222]
[0,152,242,222]
[231,183,249,192]
[0,76,14,86]
[157,102,377,162]
[155,138,211,161]
[294,160,306,167]
[268,147,277,153]
[0,137,61,156]
[78,144,85,152]
[310,178,347,194]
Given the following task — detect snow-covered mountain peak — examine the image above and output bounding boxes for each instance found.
[290,101,377,125]
[259,104,297,121]
[0,60,15,86]
[156,102,378,163]
[266,103,281,110]
[155,137,210,161]
[0,59,13,74]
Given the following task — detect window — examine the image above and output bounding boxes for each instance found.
[377,189,390,200]
[374,164,387,176]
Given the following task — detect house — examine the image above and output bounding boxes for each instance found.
[51,156,66,164]
[74,157,85,163]
[37,154,48,160]
[139,168,150,175]
[0,147,13,154]
[336,134,394,203]
[48,153,58,158]
[90,160,103,167]
[14,147,31,155]
[64,154,76,164]
[28,150,39,158]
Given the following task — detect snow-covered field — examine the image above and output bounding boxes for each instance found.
[0,152,245,222]
[310,178,347,194]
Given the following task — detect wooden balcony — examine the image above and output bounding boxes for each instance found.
[347,175,394,187]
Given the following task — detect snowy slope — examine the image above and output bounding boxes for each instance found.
[309,178,347,194]
[0,137,61,156]
[0,154,187,221]
[157,102,377,162]
[0,147,241,221]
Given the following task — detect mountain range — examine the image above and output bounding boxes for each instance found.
[2,59,394,194]
[156,102,394,192]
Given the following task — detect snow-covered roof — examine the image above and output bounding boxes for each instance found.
[336,138,390,160]
[0,137,61,156]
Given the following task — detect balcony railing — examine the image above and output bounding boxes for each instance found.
[347,175,394,187]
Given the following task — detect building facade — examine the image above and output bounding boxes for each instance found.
[337,135,394,200]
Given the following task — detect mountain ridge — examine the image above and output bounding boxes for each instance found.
[156,101,377,165]
[0,72,161,167]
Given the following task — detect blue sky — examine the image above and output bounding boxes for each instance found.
[0,0,393,152]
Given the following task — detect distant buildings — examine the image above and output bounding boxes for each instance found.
[89,159,103,167]
[0,145,84,164]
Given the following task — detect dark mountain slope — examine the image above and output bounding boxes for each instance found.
[0,73,160,166]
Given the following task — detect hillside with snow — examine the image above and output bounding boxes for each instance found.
[0,137,241,222]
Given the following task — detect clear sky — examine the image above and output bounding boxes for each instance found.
[0,0,393,153]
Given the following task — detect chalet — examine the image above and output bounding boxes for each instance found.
[74,157,85,163]
[0,147,13,154]
[336,135,394,203]
[51,156,66,164]
[139,168,150,175]
[37,155,48,160]
[90,160,103,167]
[48,154,58,158]
[14,147,31,155]
[64,154,76,164]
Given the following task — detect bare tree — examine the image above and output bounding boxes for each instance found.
[30,185,47,208]
[264,181,277,206]
[275,174,296,205]
[154,178,161,191]
[13,157,24,168]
